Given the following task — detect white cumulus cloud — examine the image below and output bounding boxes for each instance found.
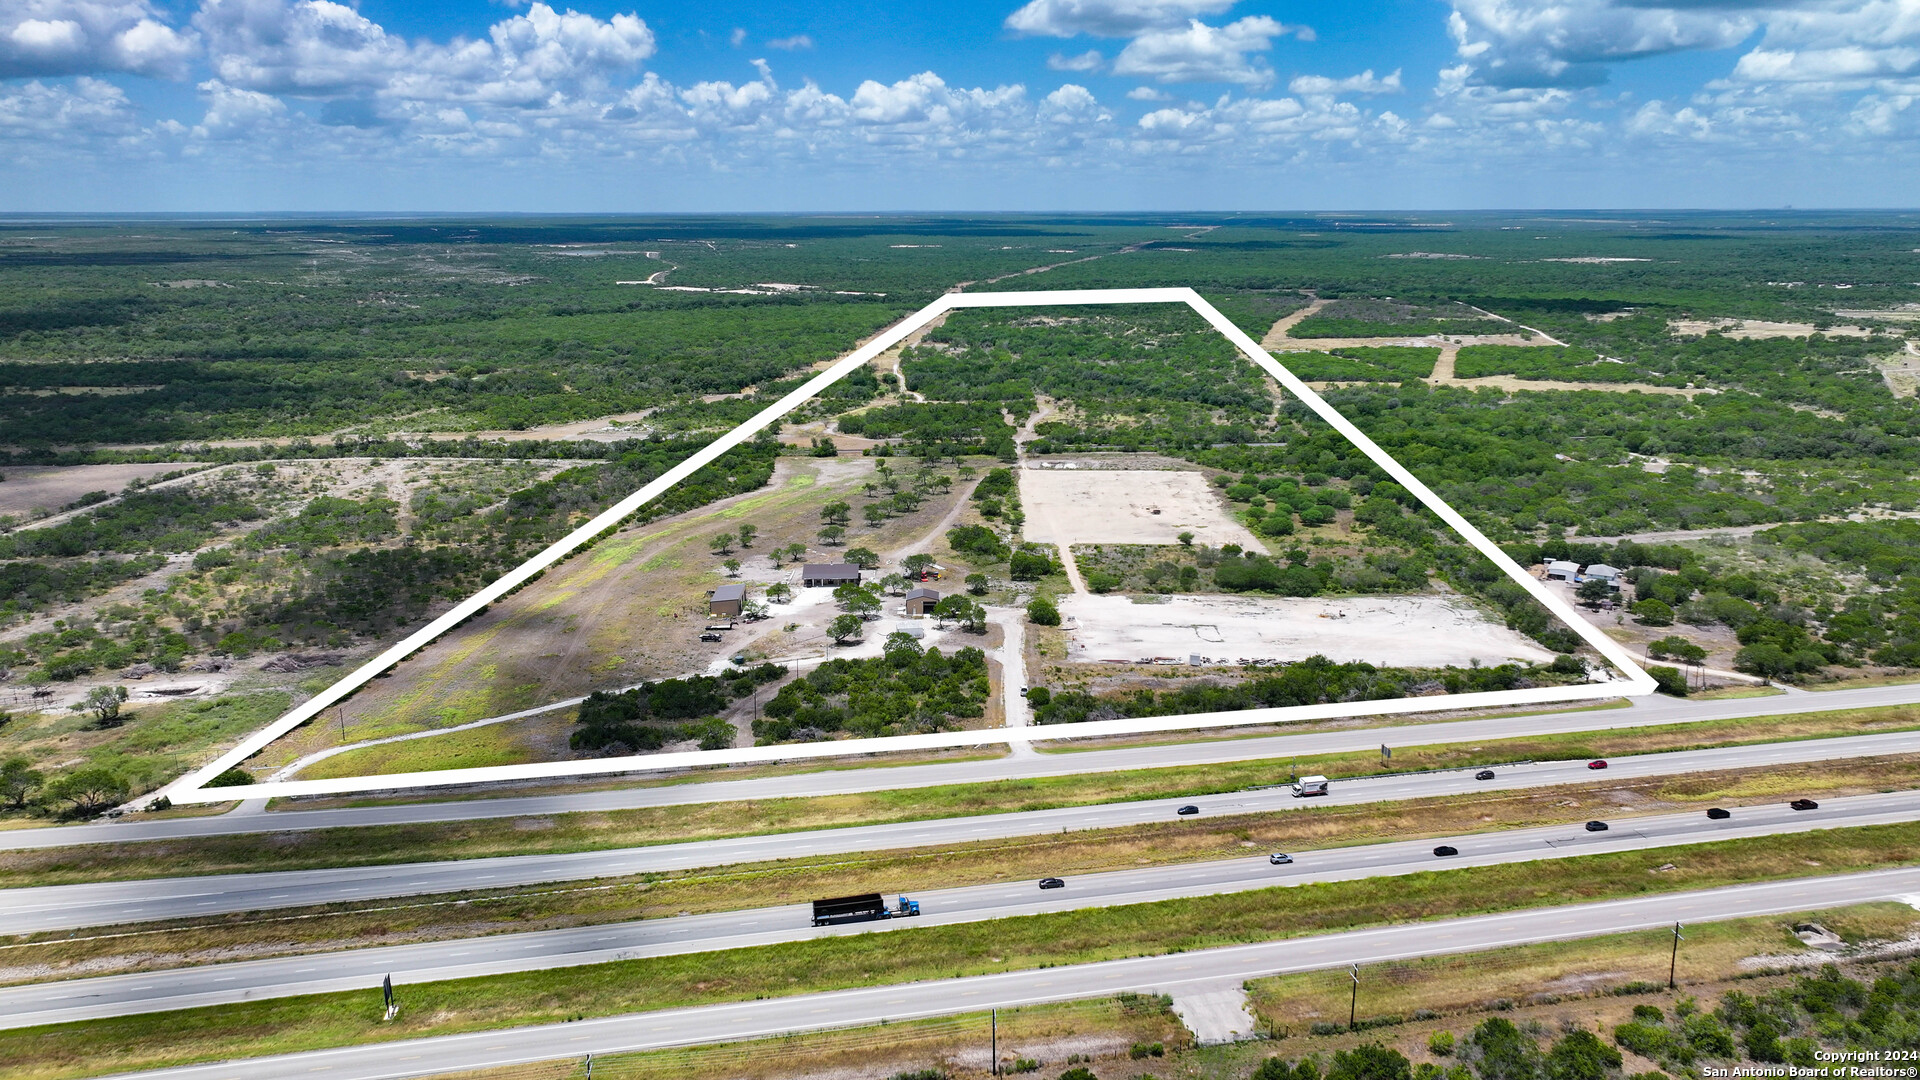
[1289,68,1402,96]
[1446,0,1757,87]
[1,0,198,79]
[1048,49,1104,71]
[1112,15,1297,87]
[1004,0,1237,38]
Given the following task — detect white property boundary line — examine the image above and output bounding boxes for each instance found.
[161,288,1655,805]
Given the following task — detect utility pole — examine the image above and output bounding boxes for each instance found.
[1349,964,1360,1031]
[1669,922,1684,989]
[991,1008,998,1076]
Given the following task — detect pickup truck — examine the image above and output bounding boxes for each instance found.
[810,893,921,926]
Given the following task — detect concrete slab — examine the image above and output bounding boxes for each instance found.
[1170,978,1257,1044]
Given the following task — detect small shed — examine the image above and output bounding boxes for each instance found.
[1545,560,1580,581]
[904,587,941,616]
[802,563,862,588]
[1583,563,1622,587]
[708,583,747,617]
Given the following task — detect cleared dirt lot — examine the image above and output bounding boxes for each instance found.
[0,462,207,521]
[1057,593,1556,668]
[1020,467,1261,549]
[1669,318,1878,339]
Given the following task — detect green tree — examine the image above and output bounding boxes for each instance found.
[735,524,757,548]
[845,546,881,569]
[80,685,130,729]
[765,583,793,603]
[42,765,130,816]
[1632,598,1675,626]
[818,524,846,546]
[904,553,936,577]
[1647,636,1707,664]
[708,532,736,556]
[723,558,741,577]
[1648,664,1690,696]
[1328,1044,1414,1080]
[1545,1029,1622,1080]
[821,501,852,526]
[883,631,924,665]
[1468,1018,1542,1080]
[863,504,890,528]
[1177,531,1195,546]
[1576,578,1615,603]
[966,572,989,595]
[1027,595,1061,626]
[1734,642,1794,679]
[783,542,808,564]
[827,613,865,645]
[0,757,42,810]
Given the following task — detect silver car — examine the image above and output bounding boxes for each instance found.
[1269,852,1293,865]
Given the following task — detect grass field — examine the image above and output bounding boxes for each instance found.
[10,702,1920,885]
[11,821,1920,1080]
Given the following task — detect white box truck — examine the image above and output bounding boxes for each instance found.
[1292,775,1330,797]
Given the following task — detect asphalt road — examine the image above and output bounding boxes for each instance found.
[9,728,1920,935]
[13,680,1919,853]
[95,866,1920,1080]
[19,788,1920,1029]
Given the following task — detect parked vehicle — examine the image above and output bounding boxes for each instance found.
[1707,807,1732,820]
[1433,845,1459,857]
[699,631,723,642]
[1291,775,1330,797]
[1587,760,1608,770]
[1475,769,1496,781]
[810,893,921,927]
[1176,804,1199,816]
[1791,798,1819,811]
[1269,852,1293,865]
[1585,820,1609,832]
[1038,877,1066,890]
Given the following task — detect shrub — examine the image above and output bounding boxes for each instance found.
[1647,665,1689,697]
[1010,549,1054,580]
[204,767,255,788]
[1430,1031,1456,1057]
[1027,596,1061,626]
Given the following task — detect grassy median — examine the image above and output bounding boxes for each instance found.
[11,753,1920,984]
[10,820,1920,1080]
[6,702,1920,889]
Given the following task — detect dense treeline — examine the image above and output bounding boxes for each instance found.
[836,402,1017,459]
[1758,519,1920,668]
[753,635,989,742]
[570,665,782,753]
[1031,654,1568,724]
[0,300,899,443]
[0,488,262,559]
[902,305,1276,452]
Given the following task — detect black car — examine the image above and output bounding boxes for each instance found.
[1176,804,1200,816]
[1038,877,1066,890]
[1475,769,1496,781]
[1791,798,1819,811]
[1433,845,1459,857]
[1585,820,1609,832]
[1707,807,1732,820]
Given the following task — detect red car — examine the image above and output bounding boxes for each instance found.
[1587,760,1608,770]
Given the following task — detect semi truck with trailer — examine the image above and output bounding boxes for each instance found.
[810,893,922,926]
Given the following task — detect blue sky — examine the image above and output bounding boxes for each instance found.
[2,0,1916,211]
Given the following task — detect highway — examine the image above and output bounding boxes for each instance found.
[13,680,1920,853]
[93,866,1920,1080]
[20,788,1920,1029]
[9,729,1920,934]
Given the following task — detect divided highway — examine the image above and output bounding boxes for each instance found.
[18,788,1920,1028]
[14,680,1920,853]
[91,866,1920,1080]
[9,730,1920,934]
